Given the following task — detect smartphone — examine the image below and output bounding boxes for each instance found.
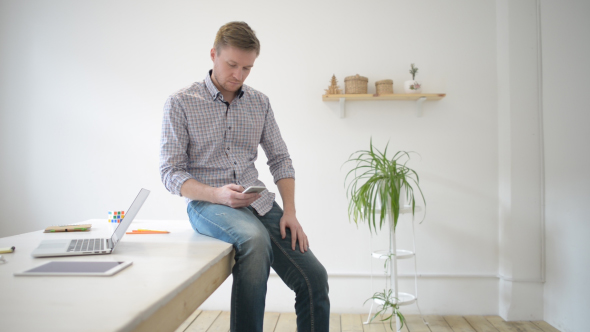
[242,186,266,194]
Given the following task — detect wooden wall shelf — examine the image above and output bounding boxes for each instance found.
[322,93,446,118]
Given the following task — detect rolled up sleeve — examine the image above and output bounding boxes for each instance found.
[259,101,295,183]
[159,96,194,196]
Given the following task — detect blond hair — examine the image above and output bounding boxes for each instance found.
[214,21,260,56]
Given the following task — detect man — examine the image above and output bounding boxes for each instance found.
[159,22,330,332]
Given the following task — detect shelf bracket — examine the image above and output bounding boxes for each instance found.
[415,97,426,117]
[339,98,345,118]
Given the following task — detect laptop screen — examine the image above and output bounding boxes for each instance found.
[111,189,150,248]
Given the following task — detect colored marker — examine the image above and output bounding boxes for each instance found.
[136,229,169,233]
[0,246,15,254]
[126,230,170,234]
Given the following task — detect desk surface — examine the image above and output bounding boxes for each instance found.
[0,219,234,332]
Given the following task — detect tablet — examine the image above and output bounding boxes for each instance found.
[14,261,132,276]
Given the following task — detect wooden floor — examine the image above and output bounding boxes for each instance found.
[174,310,561,332]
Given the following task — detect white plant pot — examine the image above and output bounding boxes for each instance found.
[404,80,422,93]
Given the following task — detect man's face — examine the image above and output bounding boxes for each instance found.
[210,45,257,95]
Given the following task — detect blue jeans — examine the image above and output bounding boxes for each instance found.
[187,200,330,332]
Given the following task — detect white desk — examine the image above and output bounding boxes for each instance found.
[0,219,234,332]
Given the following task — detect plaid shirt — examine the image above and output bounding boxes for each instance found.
[159,71,295,215]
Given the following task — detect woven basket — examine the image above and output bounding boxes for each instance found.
[375,79,394,95]
[344,74,368,94]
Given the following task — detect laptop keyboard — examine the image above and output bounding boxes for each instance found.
[67,239,105,252]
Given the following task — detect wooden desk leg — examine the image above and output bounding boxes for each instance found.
[131,250,235,332]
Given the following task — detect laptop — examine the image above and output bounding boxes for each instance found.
[31,188,150,258]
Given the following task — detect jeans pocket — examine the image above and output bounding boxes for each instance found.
[187,200,207,234]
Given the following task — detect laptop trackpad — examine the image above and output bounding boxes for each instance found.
[38,243,67,250]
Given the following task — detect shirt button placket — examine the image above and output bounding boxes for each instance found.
[226,107,237,167]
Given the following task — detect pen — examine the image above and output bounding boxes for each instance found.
[0,246,15,254]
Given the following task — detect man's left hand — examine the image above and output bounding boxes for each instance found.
[280,212,309,253]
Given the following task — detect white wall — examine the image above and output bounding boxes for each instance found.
[541,1,590,331]
[0,0,500,314]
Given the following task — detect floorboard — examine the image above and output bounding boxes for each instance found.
[383,317,409,332]
[444,315,476,332]
[531,321,561,332]
[486,316,519,332]
[263,312,280,332]
[363,318,386,332]
[509,321,543,332]
[207,311,230,332]
[341,314,364,332]
[185,310,221,332]
[274,313,297,332]
[330,313,341,332]
[178,311,562,332]
[405,315,430,332]
[174,310,202,332]
[463,316,500,332]
[425,315,453,332]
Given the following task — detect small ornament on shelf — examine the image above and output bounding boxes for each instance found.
[404,63,422,93]
[325,74,343,95]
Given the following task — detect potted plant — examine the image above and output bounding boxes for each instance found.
[404,63,422,93]
[344,139,426,331]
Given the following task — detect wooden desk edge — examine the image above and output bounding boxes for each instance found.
[129,248,235,332]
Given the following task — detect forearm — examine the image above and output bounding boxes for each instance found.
[180,178,219,203]
[277,178,296,215]
[181,179,261,208]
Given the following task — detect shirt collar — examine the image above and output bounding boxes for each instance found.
[205,70,244,102]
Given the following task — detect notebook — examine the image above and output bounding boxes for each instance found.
[31,188,150,258]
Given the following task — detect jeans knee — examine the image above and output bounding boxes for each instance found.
[236,229,273,263]
[291,260,329,298]
[313,263,329,294]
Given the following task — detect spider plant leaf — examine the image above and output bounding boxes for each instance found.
[343,140,426,233]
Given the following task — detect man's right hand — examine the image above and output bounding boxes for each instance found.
[214,184,261,208]
[180,179,260,208]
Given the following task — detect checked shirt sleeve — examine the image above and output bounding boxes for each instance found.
[260,100,295,183]
[159,95,194,196]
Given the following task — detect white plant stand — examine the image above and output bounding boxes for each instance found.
[364,204,422,331]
